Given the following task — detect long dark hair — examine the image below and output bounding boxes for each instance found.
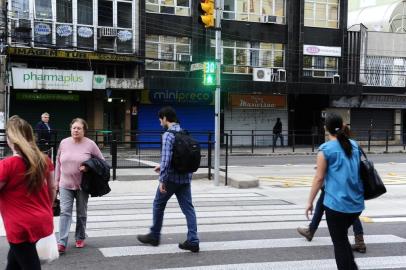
[6,116,49,193]
[325,113,353,157]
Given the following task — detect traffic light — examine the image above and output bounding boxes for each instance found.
[199,0,215,28]
[203,61,216,86]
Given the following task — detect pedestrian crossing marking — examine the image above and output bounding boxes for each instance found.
[99,235,406,258]
[359,216,373,223]
[152,256,406,270]
[259,175,406,187]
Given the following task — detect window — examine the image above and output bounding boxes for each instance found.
[211,40,284,74]
[117,2,132,28]
[146,0,190,16]
[304,0,339,28]
[223,0,285,23]
[99,0,113,26]
[78,0,93,25]
[303,56,338,78]
[146,35,191,71]
[12,0,29,19]
[35,0,52,20]
[57,0,72,23]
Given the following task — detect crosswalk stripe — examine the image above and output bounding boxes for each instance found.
[151,256,406,270]
[99,234,405,257]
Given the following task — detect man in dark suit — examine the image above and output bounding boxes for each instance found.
[273,117,283,147]
[35,112,52,151]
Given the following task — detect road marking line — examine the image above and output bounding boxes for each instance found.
[99,235,405,258]
[151,256,406,270]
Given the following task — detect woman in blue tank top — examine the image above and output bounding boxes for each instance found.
[305,113,364,270]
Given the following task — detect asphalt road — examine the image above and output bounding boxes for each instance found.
[228,153,406,166]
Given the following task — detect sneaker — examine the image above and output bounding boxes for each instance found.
[297,227,315,241]
[178,241,199,253]
[75,240,85,248]
[137,233,159,246]
[57,244,66,254]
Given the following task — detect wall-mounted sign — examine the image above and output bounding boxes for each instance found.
[107,78,143,89]
[35,23,51,36]
[78,27,93,38]
[117,30,132,42]
[140,89,214,105]
[93,74,107,89]
[303,45,341,57]
[12,68,93,91]
[56,25,73,37]
[331,95,406,109]
[8,47,138,62]
[16,92,80,102]
[230,94,287,109]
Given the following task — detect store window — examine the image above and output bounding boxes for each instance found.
[117,2,132,28]
[223,0,285,23]
[146,0,190,16]
[304,0,339,28]
[303,56,338,78]
[211,40,284,74]
[146,35,191,71]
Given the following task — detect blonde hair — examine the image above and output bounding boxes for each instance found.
[6,115,48,193]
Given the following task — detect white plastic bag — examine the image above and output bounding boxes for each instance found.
[36,233,59,264]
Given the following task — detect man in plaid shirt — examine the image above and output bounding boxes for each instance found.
[137,106,200,252]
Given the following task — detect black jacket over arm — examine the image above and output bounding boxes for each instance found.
[81,157,111,197]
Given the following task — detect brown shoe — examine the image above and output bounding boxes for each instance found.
[352,234,366,253]
[297,227,315,241]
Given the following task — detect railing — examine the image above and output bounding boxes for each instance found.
[224,128,405,154]
[0,130,229,185]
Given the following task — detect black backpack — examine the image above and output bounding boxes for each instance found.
[168,130,201,173]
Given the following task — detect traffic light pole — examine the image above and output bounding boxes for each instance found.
[213,0,221,186]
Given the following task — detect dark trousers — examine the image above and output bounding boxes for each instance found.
[6,242,41,270]
[310,190,364,235]
[150,182,199,245]
[273,134,284,146]
[325,207,361,270]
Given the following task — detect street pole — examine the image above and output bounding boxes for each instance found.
[214,0,222,186]
[0,0,6,130]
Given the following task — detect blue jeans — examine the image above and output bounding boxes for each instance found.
[58,188,89,247]
[309,190,363,235]
[150,182,199,245]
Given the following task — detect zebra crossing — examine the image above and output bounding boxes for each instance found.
[64,187,406,270]
[1,185,404,269]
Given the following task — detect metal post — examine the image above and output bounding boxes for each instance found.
[292,131,295,152]
[368,129,371,152]
[230,130,233,153]
[112,140,117,180]
[311,133,315,153]
[272,134,275,153]
[213,0,222,186]
[251,130,254,154]
[225,133,228,186]
[385,130,389,153]
[208,132,212,180]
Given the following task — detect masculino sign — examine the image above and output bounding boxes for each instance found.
[303,45,342,57]
[230,94,287,109]
[12,68,93,91]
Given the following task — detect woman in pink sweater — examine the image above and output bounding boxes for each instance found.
[56,118,104,254]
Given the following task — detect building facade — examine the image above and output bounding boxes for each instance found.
[140,0,354,145]
[6,0,142,137]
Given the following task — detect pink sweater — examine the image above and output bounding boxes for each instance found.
[55,137,104,190]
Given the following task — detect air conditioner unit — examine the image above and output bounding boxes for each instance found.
[15,19,31,32]
[176,53,192,62]
[276,69,286,82]
[253,68,272,82]
[262,15,277,24]
[98,27,117,38]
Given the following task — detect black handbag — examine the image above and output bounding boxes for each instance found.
[53,194,60,217]
[359,147,387,200]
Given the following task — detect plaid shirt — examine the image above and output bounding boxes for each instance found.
[159,124,192,184]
